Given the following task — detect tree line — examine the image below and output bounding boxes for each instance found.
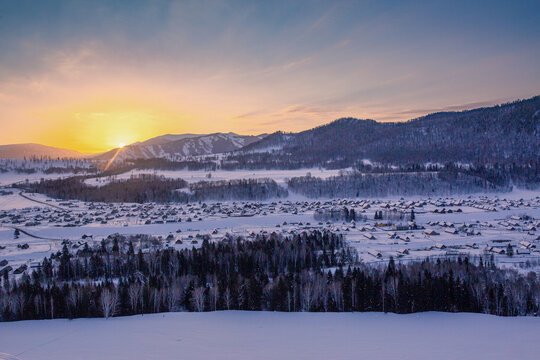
[22,174,188,203]
[287,171,503,198]
[1,231,538,321]
[20,175,286,203]
[187,178,288,201]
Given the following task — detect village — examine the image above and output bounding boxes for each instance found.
[2,1,540,357]
[1,186,539,278]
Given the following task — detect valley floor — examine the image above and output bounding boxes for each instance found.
[0,311,538,360]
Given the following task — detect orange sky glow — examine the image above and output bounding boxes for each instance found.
[1,1,539,153]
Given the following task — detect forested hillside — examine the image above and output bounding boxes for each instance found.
[240,96,540,167]
[93,133,265,162]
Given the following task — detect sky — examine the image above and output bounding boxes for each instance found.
[0,0,539,153]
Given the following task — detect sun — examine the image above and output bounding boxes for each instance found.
[118,142,126,148]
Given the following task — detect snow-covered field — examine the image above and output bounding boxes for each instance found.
[0,193,39,210]
[0,172,76,187]
[0,159,94,186]
[83,168,347,186]
[0,170,539,360]
[0,311,538,360]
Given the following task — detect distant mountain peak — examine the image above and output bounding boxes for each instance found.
[92,132,267,161]
[0,143,88,159]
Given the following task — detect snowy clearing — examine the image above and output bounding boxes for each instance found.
[0,311,538,360]
[0,172,77,187]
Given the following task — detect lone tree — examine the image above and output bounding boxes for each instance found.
[506,244,514,257]
[14,229,20,239]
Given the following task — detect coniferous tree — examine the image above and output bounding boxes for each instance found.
[506,244,514,257]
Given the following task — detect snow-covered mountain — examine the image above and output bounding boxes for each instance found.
[93,133,266,161]
[0,143,88,159]
[135,134,204,146]
[242,96,540,166]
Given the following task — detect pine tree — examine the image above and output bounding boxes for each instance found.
[506,244,514,257]
[350,209,356,221]
[343,207,350,221]
[59,244,71,280]
[112,238,119,254]
[127,241,134,256]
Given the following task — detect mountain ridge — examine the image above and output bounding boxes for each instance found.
[240,96,540,165]
[2,95,538,163]
[0,143,89,159]
[92,132,266,161]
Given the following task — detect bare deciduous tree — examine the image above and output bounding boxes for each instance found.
[68,287,83,314]
[224,287,232,310]
[165,285,182,312]
[128,283,142,313]
[208,286,219,311]
[191,286,206,312]
[100,288,119,319]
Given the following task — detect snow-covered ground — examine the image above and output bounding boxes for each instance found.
[0,158,94,186]
[0,172,77,187]
[83,168,348,186]
[1,188,539,273]
[0,311,538,360]
[0,173,539,360]
[0,193,39,210]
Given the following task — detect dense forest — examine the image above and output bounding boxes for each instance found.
[22,175,286,203]
[21,167,530,203]
[1,231,538,321]
[187,178,288,201]
[23,174,189,203]
[103,158,219,173]
[287,171,504,198]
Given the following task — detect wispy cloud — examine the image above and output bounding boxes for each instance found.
[390,99,507,118]
[0,1,539,149]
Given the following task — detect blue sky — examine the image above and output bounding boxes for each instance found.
[0,0,539,151]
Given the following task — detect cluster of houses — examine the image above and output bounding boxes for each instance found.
[1,191,539,275]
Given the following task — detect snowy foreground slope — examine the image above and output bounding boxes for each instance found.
[1,312,538,360]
